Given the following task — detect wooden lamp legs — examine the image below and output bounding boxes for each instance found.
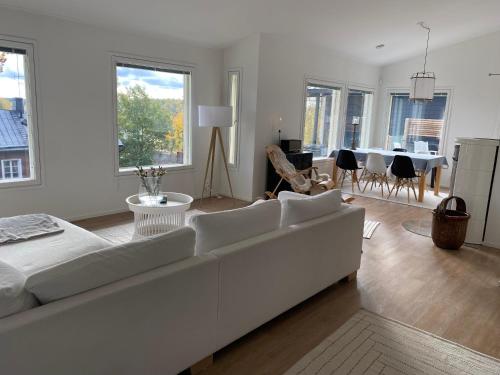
[201,127,234,200]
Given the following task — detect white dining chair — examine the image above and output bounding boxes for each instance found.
[363,152,390,197]
[414,141,430,154]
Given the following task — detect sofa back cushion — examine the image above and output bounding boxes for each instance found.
[26,227,196,303]
[278,189,342,226]
[189,199,281,255]
[0,260,38,318]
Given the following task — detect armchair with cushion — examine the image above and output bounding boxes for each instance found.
[265,145,334,199]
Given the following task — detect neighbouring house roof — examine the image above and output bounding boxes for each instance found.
[0,109,28,150]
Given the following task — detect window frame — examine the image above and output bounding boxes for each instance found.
[340,85,375,150]
[300,77,346,160]
[0,36,42,189]
[382,87,453,154]
[111,54,194,176]
[226,68,242,168]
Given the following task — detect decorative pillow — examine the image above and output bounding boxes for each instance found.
[0,260,38,318]
[279,189,342,227]
[26,227,196,303]
[189,199,281,254]
[277,190,308,201]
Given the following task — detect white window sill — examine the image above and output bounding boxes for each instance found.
[116,164,194,177]
[0,178,41,189]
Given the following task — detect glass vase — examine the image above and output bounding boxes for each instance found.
[138,176,162,205]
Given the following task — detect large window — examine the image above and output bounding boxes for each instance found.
[342,89,374,149]
[0,39,39,185]
[302,82,342,158]
[113,57,191,172]
[227,70,241,166]
[386,92,448,153]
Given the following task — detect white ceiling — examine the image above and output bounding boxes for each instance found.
[2,0,500,65]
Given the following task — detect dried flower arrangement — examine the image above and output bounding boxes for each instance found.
[135,165,167,178]
[135,166,166,199]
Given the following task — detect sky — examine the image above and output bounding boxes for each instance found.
[0,52,184,101]
[0,52,26,99]
[116,66,184,100]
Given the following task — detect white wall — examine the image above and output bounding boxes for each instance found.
[0,7,223,220]
[219,34,261,202]
[375,30,500,186]
[6,6,498,216]
[253,34,380,199]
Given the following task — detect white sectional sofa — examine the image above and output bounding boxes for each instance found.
[0,190,364,375]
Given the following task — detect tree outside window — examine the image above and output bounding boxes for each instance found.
[114,60,190,171]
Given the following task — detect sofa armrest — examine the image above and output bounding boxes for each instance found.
[0,255,219,375]
[211,205,364,350]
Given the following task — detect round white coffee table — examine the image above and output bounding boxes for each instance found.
[126,192,193,237]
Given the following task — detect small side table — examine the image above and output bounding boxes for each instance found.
[126,192,193,237]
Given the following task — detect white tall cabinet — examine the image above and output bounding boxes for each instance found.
[453,138,499,246]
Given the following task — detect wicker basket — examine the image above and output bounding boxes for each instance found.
[431,196,470,250]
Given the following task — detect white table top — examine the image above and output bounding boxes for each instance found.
[126,192,193,213]
[351,148,445,161]
[330,148,448,173]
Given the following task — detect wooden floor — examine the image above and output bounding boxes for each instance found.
[74,196,500,374]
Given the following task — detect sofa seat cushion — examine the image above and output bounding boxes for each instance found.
[278,189,342,226]
[26,227,196,303]
[0,260,38,318]
[189,199,281,255]
[0,216,112,276]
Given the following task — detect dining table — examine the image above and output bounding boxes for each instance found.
[329,148,449,202]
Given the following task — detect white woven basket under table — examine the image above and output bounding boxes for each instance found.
[126,192,194,237]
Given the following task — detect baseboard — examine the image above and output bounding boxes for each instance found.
[67,193,248,222]
[67,208,130,222]
[481,240,500,250]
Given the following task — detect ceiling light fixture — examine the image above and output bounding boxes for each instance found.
[410,22,435,101]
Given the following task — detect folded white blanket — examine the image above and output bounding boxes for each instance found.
[0,214,64,245]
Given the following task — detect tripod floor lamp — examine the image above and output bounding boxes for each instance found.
[199,105,234,199]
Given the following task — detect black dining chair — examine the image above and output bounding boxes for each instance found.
[393,148,408,152]
[336,149,361,192]
[388,155,418,203]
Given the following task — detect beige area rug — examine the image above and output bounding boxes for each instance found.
[339,179,447,210]
[93,209,205,244]
[285,309,500,375]
[401,219,481,249]
[402,219,433,238]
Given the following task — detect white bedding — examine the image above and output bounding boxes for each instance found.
[0,214,64,245]
[0,216,111,276]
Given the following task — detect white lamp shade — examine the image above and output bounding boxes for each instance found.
[198,105,233,128]
[410,72,436,101]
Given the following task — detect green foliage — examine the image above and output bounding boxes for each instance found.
[165,112,184,153]
[117,85,183,168]
[303,99,316,145]
[0,98,12,110]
